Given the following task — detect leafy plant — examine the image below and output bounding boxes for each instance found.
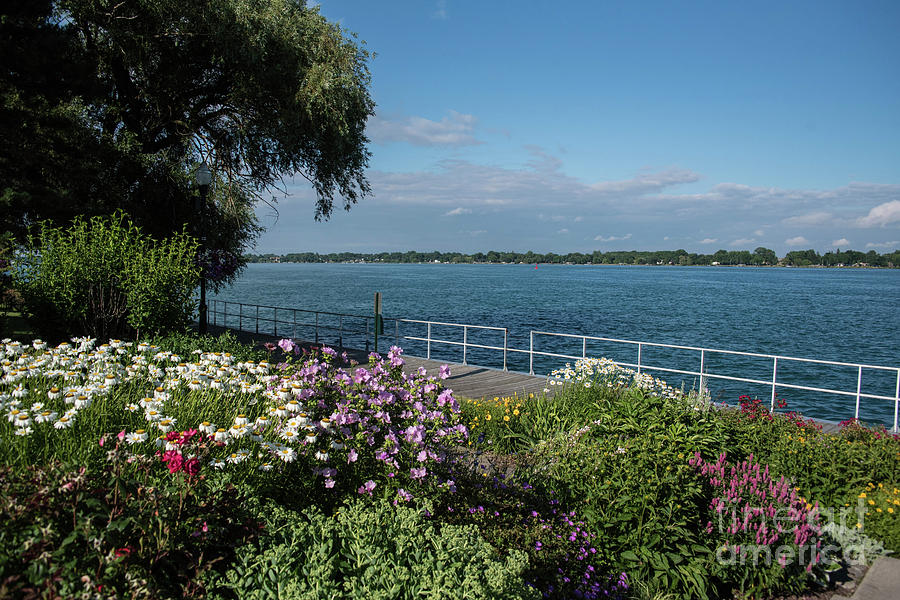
[204,498,537,600]
[12,212,199,340]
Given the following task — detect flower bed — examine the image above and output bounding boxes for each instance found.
[2,335,898,599]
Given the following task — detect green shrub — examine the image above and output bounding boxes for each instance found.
[204,498,538,600]
[13,212,199,340]
[0,441,258,599]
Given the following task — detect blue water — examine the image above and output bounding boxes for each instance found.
[211,264,900,426]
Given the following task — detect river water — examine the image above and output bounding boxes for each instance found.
[211,263,900,426]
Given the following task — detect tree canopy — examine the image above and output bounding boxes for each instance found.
[1,0,374,273]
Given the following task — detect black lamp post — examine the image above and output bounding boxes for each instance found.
[195,161,212,335]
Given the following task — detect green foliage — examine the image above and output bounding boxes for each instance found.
[13,213,199,340]
[150,330,267,364]
[0,447,257,599]
[2,0,375,276]
[204,498,537,600]
[517,391,718,600]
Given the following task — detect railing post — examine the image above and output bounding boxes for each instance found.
[292,309,296,340]
[315,312,319,344]
[213,300,218,327]
[699,349,706,396]
[855,366,862,419]
[365,317,370,353]
[770,357,778,411]
[239,303,242,331]
[893,370,899,434]
[529,331,534,375]
[427,323,431,360]
[637,343,642,375]
[503,328,508,371]
[255,305,259,334]
[582,336,586,359]
[338,315,343,352]
[273,307,277,336]
[463,326,468,366]
[395,320,399,347]
[222,301,227,328]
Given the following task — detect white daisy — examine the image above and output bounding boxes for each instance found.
[276,447,296,463]
[54,416,74,429]
[126,430,148,444]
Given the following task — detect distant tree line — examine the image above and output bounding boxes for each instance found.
[244,247,900,267]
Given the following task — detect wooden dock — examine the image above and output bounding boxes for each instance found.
[205,324,549,401]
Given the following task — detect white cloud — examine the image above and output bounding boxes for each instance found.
[574,216,584,223]
[730,238,755,247]
[831,238,851,247]
[538,214,567,222]
[556,228,569,234]
[443,207,472,216]
[594,233,632,242]
[588,169,700,195]
[865,241,899,249]
[785,236,810,247]
[856,201,900,227]
[699,238,718,244]
[782,212,833,226]
[367,110,479,146]
[754,229,765,237]
[463,229,486,237]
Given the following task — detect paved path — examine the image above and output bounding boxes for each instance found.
[833,556,900,600]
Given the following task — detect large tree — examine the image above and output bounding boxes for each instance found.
[1,0,374,278]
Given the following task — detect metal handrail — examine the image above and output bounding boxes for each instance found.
[528,330,900,431]
[204,298,900,432]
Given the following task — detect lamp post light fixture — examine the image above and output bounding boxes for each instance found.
[195,161,212,335]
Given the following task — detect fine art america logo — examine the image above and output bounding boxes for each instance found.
[712,498,872,568]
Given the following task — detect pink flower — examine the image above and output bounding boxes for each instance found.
[439,364,451,379]
[278,338,296,354]
[347,449,358,463]
[117,430,125,441]
[357,480,376,495]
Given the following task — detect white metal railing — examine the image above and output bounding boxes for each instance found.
[526,331,900,433]
[204,299,900,432]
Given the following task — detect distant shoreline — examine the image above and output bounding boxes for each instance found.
[244,260,898,270]
[245,248,898,269]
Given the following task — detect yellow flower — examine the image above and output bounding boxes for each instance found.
[868,500,875,505]
[513,409,520,416]
[888,508,894,514]
[503,415,510,422]
[860,492,867,498]
[876,508,882,513]
[485,414,491,421]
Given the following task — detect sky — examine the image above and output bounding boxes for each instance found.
[256,0,900,255]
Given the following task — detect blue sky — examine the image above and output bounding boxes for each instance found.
[257,0,900,255]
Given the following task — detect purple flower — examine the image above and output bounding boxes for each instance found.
[277,338,296,354]
[439,364,451,379]
[347,449,358,463]
[397,488,413,502]
[410,466,427,479]
[325,478,335,488]
[357,480,376,495]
